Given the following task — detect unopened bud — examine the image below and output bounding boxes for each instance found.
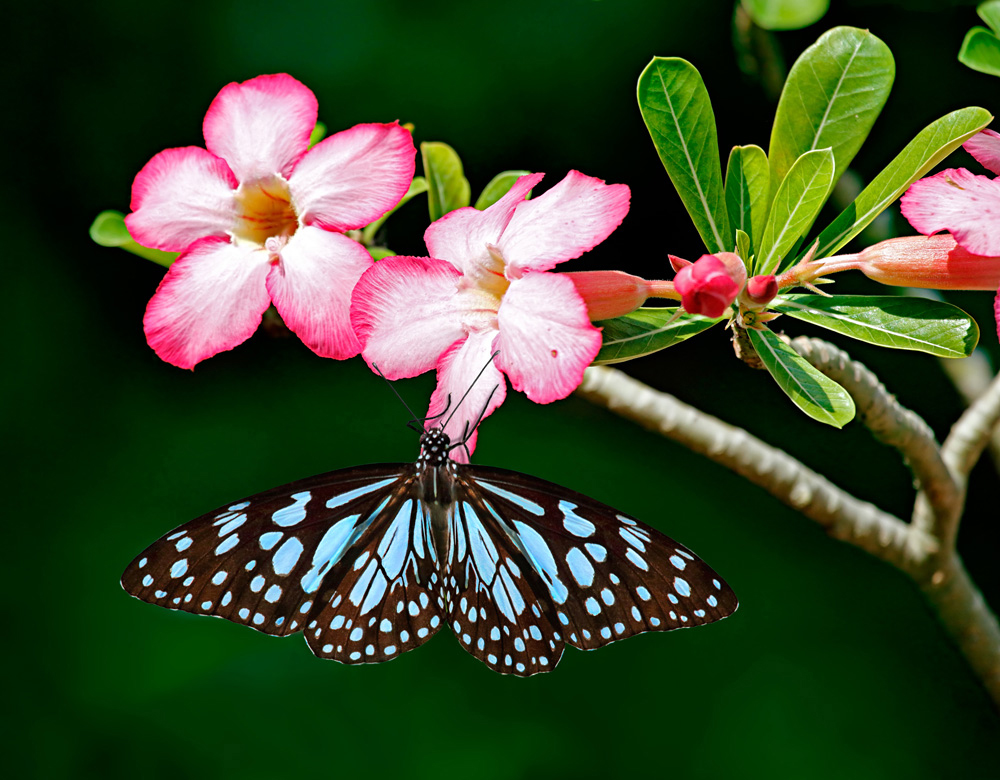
[744,274,778,307]
[674,254,745,318]
[565,270,653,320]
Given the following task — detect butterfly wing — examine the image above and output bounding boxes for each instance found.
[442,497,566,677]
[121,465,435,652]
[462,465,738,654]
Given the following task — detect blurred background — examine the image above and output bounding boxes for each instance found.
[9,0,1000,776]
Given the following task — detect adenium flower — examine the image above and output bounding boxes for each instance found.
[671,252,745,318]
[127,74,416,368]
[351,171,630,460]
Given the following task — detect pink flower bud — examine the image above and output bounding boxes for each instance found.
[818,235,1000,291]
[744,274,778,306]
[564,271,653,320]
[673,253,745,317]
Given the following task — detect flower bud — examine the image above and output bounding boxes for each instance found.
[564,270,653,320]
[743,274,778,307]
[818,235,1000,291]
[673,253,745,318]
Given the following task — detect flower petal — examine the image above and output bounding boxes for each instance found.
[143,237,271,369]
[425,173,545,275]
[901,168,1000,256]
[495,272,602,403]
[203,73,318,181]
[352,256,465,378]
[126,147,237,252]
[427,330,507,463]
[995,287,1000,344]
[498,170,630,275]
[290,123,416,232]
[266,226,372,360]
[964,129,1000,176]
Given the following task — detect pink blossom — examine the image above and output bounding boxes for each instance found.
[744,274,778,307]
[351,171,630,460]
[673,253,745,318]
[900,129,1000,257]
[127,74,416,368]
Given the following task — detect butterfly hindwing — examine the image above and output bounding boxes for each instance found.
[304,493,445,665]
[464,465,738,652]
[443,497,565,676]
[121,465,412,639]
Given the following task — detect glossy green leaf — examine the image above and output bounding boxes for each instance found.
[756,148,834,275]
[979,0,1000,33]
[367,247,397,261]
[736,229,752,268]
[474,170,531,210]
[637,57,731,254]
[724,144,770,254]
[593,307,721,365]
[89,210,178,267]
[421,142,471,222]
[360,177,429,245]
[802,106,993,261]
[769,27,894,202]
[749,327,855,427]
[959,27,1000,77]
[308,121,327,148]
[773,294,979,357]
[741,0,829,30]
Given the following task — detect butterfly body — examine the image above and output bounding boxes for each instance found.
[123,429,737,676]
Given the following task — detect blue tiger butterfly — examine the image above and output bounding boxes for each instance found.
[122,376,737,676]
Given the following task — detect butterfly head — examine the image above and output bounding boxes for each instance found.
[418,428,452,467]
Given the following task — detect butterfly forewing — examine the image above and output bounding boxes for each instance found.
[121,466,412,639]
[464,466,738,653]
[443,498,565,676]
[304,496,445,665]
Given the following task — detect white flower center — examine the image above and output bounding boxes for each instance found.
[457,243,511,332]
[231,174,298,253]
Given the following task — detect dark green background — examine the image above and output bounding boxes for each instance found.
[10,0,1000,777]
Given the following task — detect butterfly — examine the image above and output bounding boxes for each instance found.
[122,382,738,676]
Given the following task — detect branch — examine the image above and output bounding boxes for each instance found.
[938,350,1000,475]
[575,366,935,569]
[788,336,960,544]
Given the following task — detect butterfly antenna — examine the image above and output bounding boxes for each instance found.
[447,383,500,452]
[442,350,500,430]
[371,362,423,428]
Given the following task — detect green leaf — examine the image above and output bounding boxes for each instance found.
[724,144,770,254]
[367,246,397,261]
[773,295,980,358]
[474,170,531,210]
[959,27,1000,77]
[749,327,855,427]
[421,142,471,222]
[361,177,429,245]
[735,229,752,268]
[593,308,721,365]
[308,121,327,148]
[89,210,178,267]
[979,0,1000,33]
[637,57,732,254]
[741,0,829,31]
[756,148,835,275]
[803,106,993,260]
[769,27,894,202]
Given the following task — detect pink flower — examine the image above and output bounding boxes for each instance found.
[743,274,778,307]
[672,253,745,318]
[351,171,630,460]
[127,74,416,369]
[901,129,1000,257]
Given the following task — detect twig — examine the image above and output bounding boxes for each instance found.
[939,350,1000,474]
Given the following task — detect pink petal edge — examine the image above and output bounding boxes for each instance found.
[901,168,1000,256]
[267,226,373,361]
[495,272,602,403]
[427,330,508,462]
[126,146,238,252]
[352,256,466,379]
[964,129,1000,176]
[143,237,272,369]
[424,173,545,276]
[499,170,631,276]
[290,122,416,232]
[203,73,318,182]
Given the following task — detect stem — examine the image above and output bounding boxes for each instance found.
[575,362,1000,709]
